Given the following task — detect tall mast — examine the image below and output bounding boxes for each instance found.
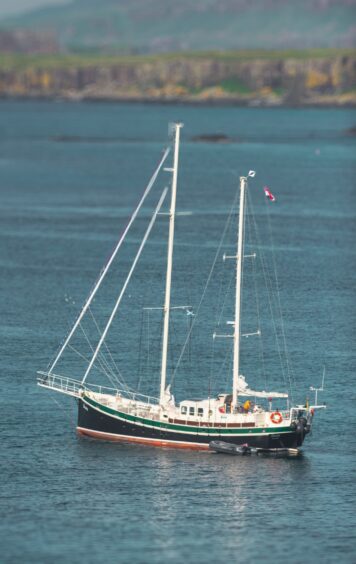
[160,123,183,404]
[232,176,247,410]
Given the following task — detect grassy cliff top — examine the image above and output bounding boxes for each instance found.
[0,48,355,70]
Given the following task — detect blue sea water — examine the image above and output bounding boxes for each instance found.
[0,101,355,563]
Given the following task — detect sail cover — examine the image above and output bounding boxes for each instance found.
[236,375,288,398]
[238,390,288,398]
[161,385,175,407]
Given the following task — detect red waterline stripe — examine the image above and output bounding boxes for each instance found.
[77,427,210,450]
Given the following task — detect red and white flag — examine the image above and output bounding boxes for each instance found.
[264,186,276,202]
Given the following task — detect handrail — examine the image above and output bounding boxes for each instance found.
[37,371,159,405]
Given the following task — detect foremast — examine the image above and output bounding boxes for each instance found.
[232,175,248,410]
[160,123,183,404]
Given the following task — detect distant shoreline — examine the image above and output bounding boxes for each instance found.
[1,49,355,108]
[1,94,355,108]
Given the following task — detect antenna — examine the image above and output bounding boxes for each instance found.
[168,122,183,140]
[310,366,326,406]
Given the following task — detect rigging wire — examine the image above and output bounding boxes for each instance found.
[78,323,123,390]
[170,186,240,388]
[168,315,176,376]
[49,394,73,423]
[211,342,234,394]
[264,198,297,396]
[156,311,164,396]
[81,187,168,385]
[246,209,268,390]
[208,189,238,395]
[187,309,193,365]
[78,321,117,381]
[136,246,159,392]
[216,268,235,327]
[87,306,130,390]
[136,307,145,391]
[209,330,216,383]
[222,348,234,393]
[47,147,170,374]
[140,309,163,398]
[247,190,286,385]
[67,343,123,383]
[49,299,122,388]
[146,309,151,387]
[199,183,239,396]
[247,189,294,399]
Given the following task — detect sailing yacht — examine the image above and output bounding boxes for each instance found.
[38,123,324,450]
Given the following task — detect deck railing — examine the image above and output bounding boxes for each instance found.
[37,371,159,406]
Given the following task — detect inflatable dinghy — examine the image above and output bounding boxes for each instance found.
[209,441,300,457]
[209,441,251,455]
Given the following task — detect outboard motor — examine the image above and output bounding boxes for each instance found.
[296,416,309,445]
[305,410,314,433]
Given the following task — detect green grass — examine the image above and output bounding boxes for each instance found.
[272,87,286,97]
[176,48,356,61]
[219,78,252,95]
[0,48,354,71]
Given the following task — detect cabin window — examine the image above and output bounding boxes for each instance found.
[181,406,187,415]
[197,408,204,417]
[189,407,195,416]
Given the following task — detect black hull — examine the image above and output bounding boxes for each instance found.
[77,399,307,450]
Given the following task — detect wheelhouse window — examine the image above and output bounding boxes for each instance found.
[197,408,204,417]
[189,407,195,416]
[181,406,187,415]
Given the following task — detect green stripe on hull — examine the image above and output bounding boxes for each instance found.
[84,395,292,435]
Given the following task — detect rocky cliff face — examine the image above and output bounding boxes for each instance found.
[0,52,355,105]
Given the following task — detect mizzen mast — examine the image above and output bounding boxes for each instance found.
[160,123,183,404]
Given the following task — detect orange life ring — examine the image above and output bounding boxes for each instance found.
[270,411,283,424]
